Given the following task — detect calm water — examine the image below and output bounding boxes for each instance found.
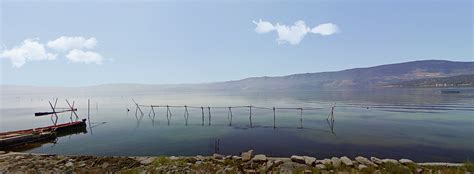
[1,88,473,162]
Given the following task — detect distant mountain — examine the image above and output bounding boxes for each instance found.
[206,60,474,90]
[386,74,474,88]
[2,60,473,93]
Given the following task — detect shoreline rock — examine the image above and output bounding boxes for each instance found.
[0,151,470,173]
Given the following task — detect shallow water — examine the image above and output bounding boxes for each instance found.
[1,88,473,162]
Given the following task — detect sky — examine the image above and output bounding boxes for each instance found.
[0,0,472,86]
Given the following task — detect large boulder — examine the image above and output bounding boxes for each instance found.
[213,153,224,159]
[303,156,316,166]
[317,158,331,165]
[137,157,156,165]
[265,160,275,170]
[331,157,341,168]
[399,159,414,165]
[241,150,254,162]
[355,156,376,166]
[232,156,242,160]
[382,159,399,165]
[370,157,383,165]
[340,156,353,166]
[358,164,368,170]
[252,154,267,162]
[291,155,305,164]
[315,164,326,169]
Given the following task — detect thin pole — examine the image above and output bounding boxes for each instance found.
[151,106,156,123]
[49,99,58,125]
[273,107,276,129]
[201,107,204,126]
[228,107,233,126]
[331,106,335,132]
[300,108,303,129]
[166,105,170,125]
[208,106,211,126]
[249,106,252,128]
[88,99,90,122]
[184,106,189,126]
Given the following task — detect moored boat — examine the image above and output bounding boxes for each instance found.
[0,98,87,149]
[0,119,87,149]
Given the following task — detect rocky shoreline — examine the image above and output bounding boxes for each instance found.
[0,150,472,173]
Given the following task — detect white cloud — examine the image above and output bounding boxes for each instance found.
[0,39,57,68]
[274,20,310,45]
[311,23,339,36]
[66,49,103,64]
[253,20,339,45]
[47,36,97,51]
[252,19,275,33]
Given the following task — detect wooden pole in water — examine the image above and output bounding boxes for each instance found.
[273,107,276,129]
[300,108,303,129]
[228,107,233,126]
[201,107,204,126]
[88,99,91,123]
[166,105,170,125]
[208,106,211,126]
[249,106,252,128]
[151,106,156,121]
[184,105,189,126]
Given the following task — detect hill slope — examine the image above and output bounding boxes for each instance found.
[208,60,474,90]
[387,74,474,88]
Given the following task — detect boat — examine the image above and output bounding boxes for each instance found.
[0,119,87,149]
[0,98,87,149]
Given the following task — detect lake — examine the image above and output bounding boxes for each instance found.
[1,87,473,162]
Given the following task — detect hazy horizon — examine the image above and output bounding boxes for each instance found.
[0,59,471,87]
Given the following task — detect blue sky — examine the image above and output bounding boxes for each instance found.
[1,0,472,86]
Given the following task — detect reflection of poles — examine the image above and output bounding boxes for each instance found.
[184,105,189,126]
[249,106,253,128]
[208,107,211,126]
[48,98,58,125]
[201,107,204,126]
[65,99,79,121]
[326,105,336,134]
[149,105,156,126]
[299,108,303,129]
[214,139,220,154]
[273,107,276,129]
[166,105,172,125]
[88,99,93,135]
[132,99,144,116]
[228,107,233,126]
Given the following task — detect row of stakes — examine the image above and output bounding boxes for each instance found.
[131,99,335,130]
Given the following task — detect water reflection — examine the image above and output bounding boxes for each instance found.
[1,88,473,162]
